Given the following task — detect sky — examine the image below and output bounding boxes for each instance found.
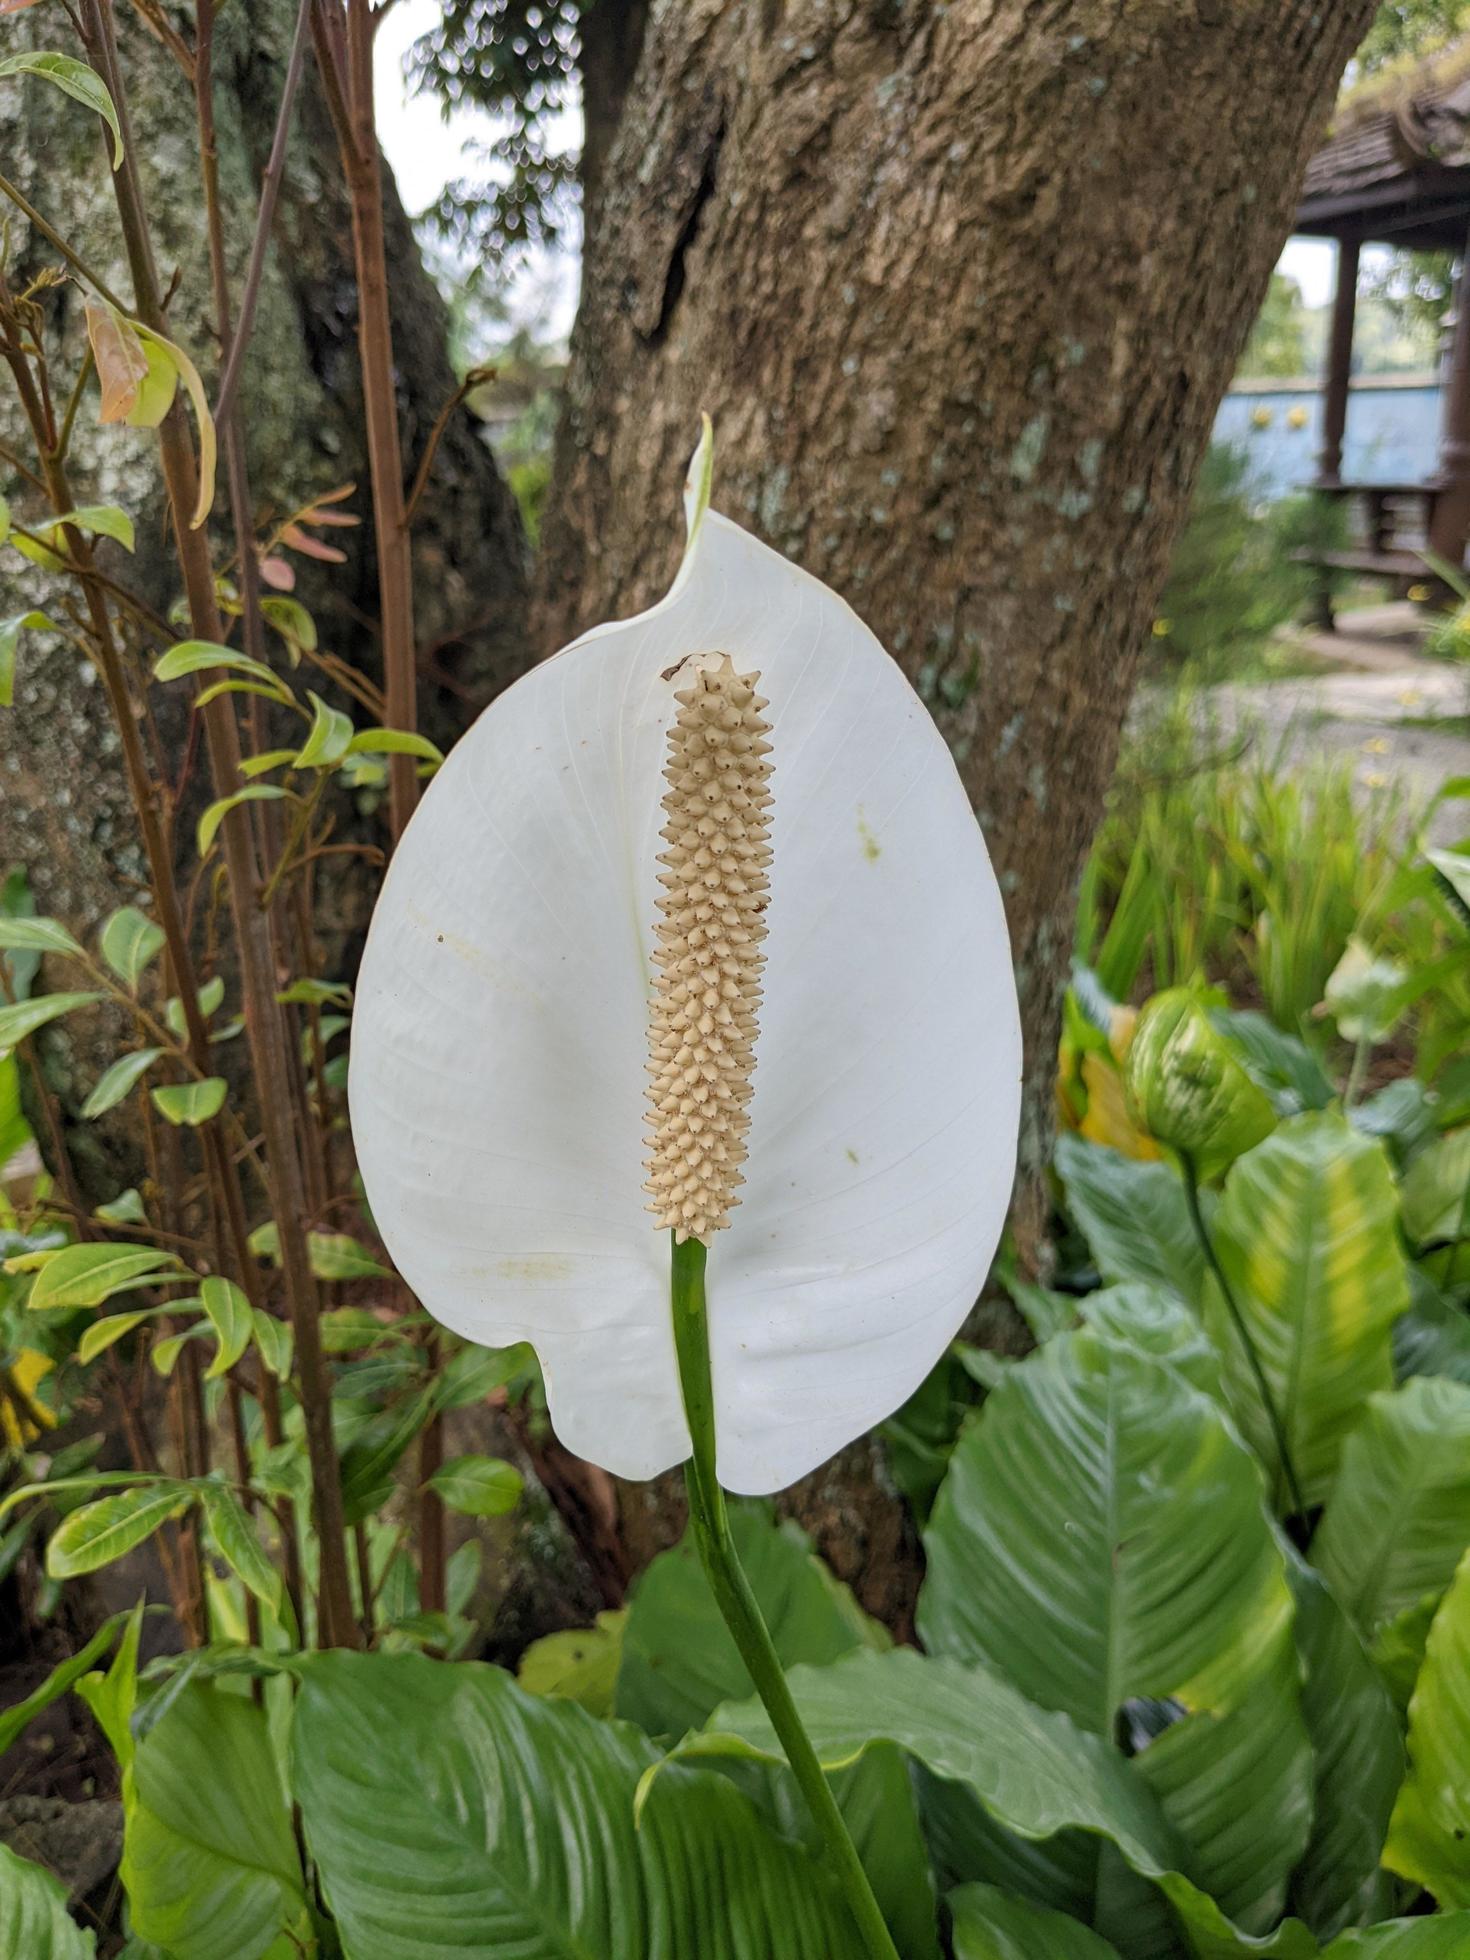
[372,5,1356,341]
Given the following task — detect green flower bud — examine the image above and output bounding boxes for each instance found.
[1124,989,1275,1177]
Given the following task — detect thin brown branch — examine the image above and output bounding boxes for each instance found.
[403,367,493,530]
[0,172,131,314]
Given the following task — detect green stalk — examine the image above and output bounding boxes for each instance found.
[669,1235,900,1960]
[1178,1153,1308,1520]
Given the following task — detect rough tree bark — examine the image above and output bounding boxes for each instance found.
[535,0,1379,1619]
[0,1,529,1192]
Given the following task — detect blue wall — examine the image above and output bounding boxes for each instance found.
[1213,378,1443,499]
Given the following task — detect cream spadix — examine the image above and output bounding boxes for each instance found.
[348,438,1021,1495]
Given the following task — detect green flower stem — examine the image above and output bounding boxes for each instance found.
[669,1235,900,1960]
[1178,1152,1308,1520]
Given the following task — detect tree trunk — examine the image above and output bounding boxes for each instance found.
[1,1,528,1194]
[537,0,1376,1241]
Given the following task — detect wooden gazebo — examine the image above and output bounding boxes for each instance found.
[1294,50,1470,615]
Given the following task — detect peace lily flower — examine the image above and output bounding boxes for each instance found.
[348,426,1021,1497]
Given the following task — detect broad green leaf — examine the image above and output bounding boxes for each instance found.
[517,1609,627,1716]
[100,906,166,987]
[197,789,287,858]
[47,1483,193,1577]
[0,990,103,1057]
[1370,1592,1442,1718]
[0,50,122,165]
[918,1328,1310,1931]
[0,915,84,957]
[1311,1376,1470,1639]
[78,1307,167,1364]
[251,1309,292,1379]
[198,1276,250,1378]
[1207,1112,1408,1507]
[151,1077,227,1126]
[1124,989,1275,1177]
[1326,1916,1470,1955]
[618,1500,885,1739]
[120,1681,309,1960]
[1286,1562,1404,1939]
[0,1842,96,1957]
[302,1231,388,1281]
[1384,1547,1470,1905]
[427,1453,523,1517]
[96,1187,148,1225]
[154,640,278,686]
[1211,1011,1334,1118]
[0,1612,122,1756]
[26,1241,181,1313]
[36,504,135,553]
[338,1395,434,1525]
[0,1472,172,1526]
[348,727,445,765]
[948,1883,1121,1958]
[1323,939,1408,1044]
[0,610,57,708]
[1055,1135,1206,1301]
[293,1650,866,1958]
[82,1047,163,1119]
[293,690,354,768]
[1075,1282,1222,1397]
[201,1485,280,1611]
[1399,1129,1470,1248]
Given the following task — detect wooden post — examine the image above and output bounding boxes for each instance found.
[1318,235,1359,486]
[1429,225,1470,575]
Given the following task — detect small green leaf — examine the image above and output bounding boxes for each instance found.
[77,1307,170,1365]
[154,639,278,685]
[0,916,84,958]
[150,1323,206,1378]
[131,324,216,528]
[100,905,166,986]
[293,690,354,768]
[0,491,8,546]
[197,786,289,857]
[47,1483,192,1578]
[518,1610,628,1718]
[164,975,225,1035]
[0,51,123,167]
[259,595,317,655]
[81,1047,162,1119]
[150,1077,227,1126]
[95,1186,147,1225]
[1323,938,1410,1045]
[36,504,135,553]
[201,1484,281,1610]
[348,727,445,765]
[0,611,57,709]
[304,1231,388,1281]
[0,990,103,1057]
[27,1241,181,1313]
[428,1454,523,1517]
[238,748,297,779]
[277,977,352,1008]
[251,1308,293,1379]
[1399,1128,1470,1248]
[199,1276,251,1379]
[0,1613,123,1758]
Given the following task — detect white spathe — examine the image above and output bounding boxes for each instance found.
[348,457,1022,1494]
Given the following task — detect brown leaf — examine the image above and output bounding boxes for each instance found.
[279,523,347,564]
[85,298,148,423]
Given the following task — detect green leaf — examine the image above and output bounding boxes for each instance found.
[0,1613,123,1757]
[1426,845,1470,923]
[82,1047,163,1119]
[1211,1010,1334,1117]
[1206,1112,1409,1507]
[1124,988,1276,1177]
[0,1472,172,1526]
[1326,1916,1470,1955]
[150,1077,227,1126]
[619,1500,886,1740]
[1055,1135,1205,1301]
[292,1650,867,1959]
[130,325,217,529]
[258,595,317,654]
[948,1883,1120,1959]
[348,727,445,765]
[918,1326,1310,1932]
[0,51,122,166]
[154,640,278,686]
[250,1309,292,1379]
[37,503,135,553]
[338,1395,434,1525]
[96,1186,147,1225]
[1370,1591,1442,1720]
[100,906,166,987]
[164,976,225,1036]
[0,1843,97,1958]
[1311,1375,1470,1640]
[201,1485,281,1611]
[1399,1128,1470,1248]
[1384,1547,1470,1905]
[119,1682,309,1960]
[150,1323,206,1378]
[26,1241,181,1313]
[1323,938,1409,1043]
[196,787,288,858]
[427,1453,523,1517]
[1075,1281,1223,1397]
[517,1610,627,1717]
[303,1231,388,1281]
[276,977,352,1008]
[198,1276,251,1379]
[0,610,57,708]
[78,1307,167,1364]
[293,690,354,768]
[0,915,84,957]
[47,1482,192,1577]
[0,989,103,1057]
[1286,1561,1404,1939]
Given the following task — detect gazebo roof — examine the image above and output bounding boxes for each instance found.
[1298,43,1470,247]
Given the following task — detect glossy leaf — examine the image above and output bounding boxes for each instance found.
[292,1650,866,1958]
[82,1047,163,1119]
[1399,1129,1470,1248]
[293,690,354,768]
[1206,1112,1408,1507]
[348,726,444,764]
[0,1843,96,1958]
[200,1486,280,1611]
[1384,1547,1470,1905]
[26,1241,181,1312]
[1054,1134,1206,1302]
[948,1883,1120,1959]
[250,1310,292,1379]
[0,990,103,1057]
[196,789,288,859]
[100,906,166,987]
[919,1327,1310,1930]
[0,915,84,957]
[1326,1916,1470,1955]
[427,1453,523,1517]
[1311,1376,1470,1640]
[150,1077,227,1126]
[77,1306,167,1364]
[349,466,1021,1492]
[517,1610,627,1716]
[0,50,122,164]
[36,503,135,553]
[47,1482,193,1578]
[154,640,279,687]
